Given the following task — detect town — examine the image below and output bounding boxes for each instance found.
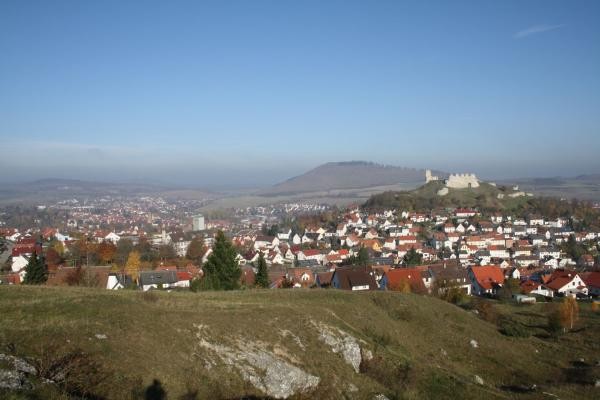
[2,179,599,304]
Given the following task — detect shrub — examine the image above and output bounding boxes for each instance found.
[28,345,110,398]
[364,326,394,348]
[372,295,412,321]
[360,355,413,397]
[547,310,563,338]
[498,317,530,338]
[140,291,159,303]
[440,286,468,305]
[474,300,498,324]
[189,278,203,292]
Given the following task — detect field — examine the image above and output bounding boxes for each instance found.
[199,182,422,211]
[499,176,600,202]
[0,286,598,399]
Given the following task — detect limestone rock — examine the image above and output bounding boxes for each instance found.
[315,323,364,373]
[347,383,358,392]
[374,394,390,400]
[194,324,319,399]
[0,354,37,375]
[0,369,32,390]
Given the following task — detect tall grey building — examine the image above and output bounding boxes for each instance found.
[192,214,205,231]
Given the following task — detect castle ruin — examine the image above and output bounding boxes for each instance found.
[425,169,439,183]
[445,173,479,189]
[426,169,480,190]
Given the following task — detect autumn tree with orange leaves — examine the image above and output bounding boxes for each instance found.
[97,242,117,265]
[559,297,579,331]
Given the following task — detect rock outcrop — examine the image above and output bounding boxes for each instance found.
[194,324,319,399]
[314,322,368,373]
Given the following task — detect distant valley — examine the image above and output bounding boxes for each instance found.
[1,165,599,209]
[499,174,600,201]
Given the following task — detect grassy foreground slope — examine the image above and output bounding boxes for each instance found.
[0,286,597,399]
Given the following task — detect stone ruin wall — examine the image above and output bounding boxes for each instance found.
[445,173,480,189]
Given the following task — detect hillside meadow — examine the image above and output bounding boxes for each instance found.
[0,286,598,399]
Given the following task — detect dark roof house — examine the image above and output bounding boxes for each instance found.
[331,267,377,291]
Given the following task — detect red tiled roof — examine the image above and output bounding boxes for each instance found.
[385,268,427,293]
[520,280,541,294]
[176,271,192,281]
[546,270,581,291]
[580,271,600,288]
[302,249,321,257]
[471,266,504,290]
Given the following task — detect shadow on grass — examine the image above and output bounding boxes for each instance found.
[143,379,277,400]
[145,379,166,400]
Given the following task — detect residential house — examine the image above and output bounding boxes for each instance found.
[254,235,280,250]
[138,270,178,291]
[455,208,479,218]
[277,228,292,241]
[489,245,509,259]
[331,267,378,291]
[106,273,133,290]
[287,267,315,288]
[578,254,595,268]
[580,272,600,297]
[364,229,379,239]
[11,254,28,273]
[297,249,323,264]
[379,268,427,293]
[428,263,472,295]
[468,265,505,296]
[397,235,417,246]
[545,270,588,297]
[315,271,334,288]
[104,232,121,244]
[520,280,553,297]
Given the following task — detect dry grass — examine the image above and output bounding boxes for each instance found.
[0,286,598,399]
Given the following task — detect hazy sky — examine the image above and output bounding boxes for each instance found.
[1,0,599,187]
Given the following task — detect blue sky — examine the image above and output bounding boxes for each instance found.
[1,0,599,186]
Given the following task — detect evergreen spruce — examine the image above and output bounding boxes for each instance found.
[255,253,269,288]
[403,247,423,266]
[23,251,48,285]
[348,246,369,266]
[202,231,241,290]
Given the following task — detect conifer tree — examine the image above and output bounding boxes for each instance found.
[255,252,269,288]
[202,231,241,290]
[23,252,48,285]
[403,247,423,266]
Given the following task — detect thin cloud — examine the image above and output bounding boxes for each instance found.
[514,24,565,38]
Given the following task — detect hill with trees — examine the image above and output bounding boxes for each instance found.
[261,161,447,195]
[363,181,529,212]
